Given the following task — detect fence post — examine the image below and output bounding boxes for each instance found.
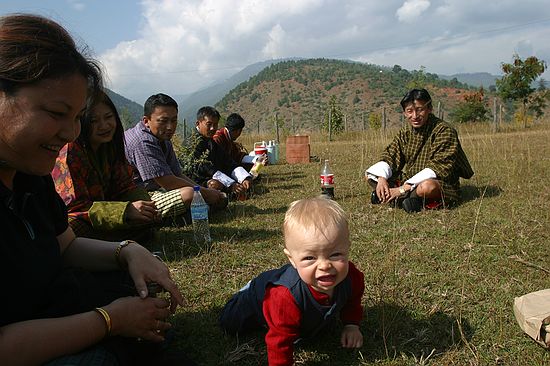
[257,119,260,135]
[493,97,497,133]
[183,119,187,139]
[275,112,280,143]
[328,109,332,142]
[382,107,386,133]
[437,101,441,119]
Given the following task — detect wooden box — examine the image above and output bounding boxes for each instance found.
[286,135,310,164]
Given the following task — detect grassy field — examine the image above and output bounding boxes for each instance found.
[151,122,550,366]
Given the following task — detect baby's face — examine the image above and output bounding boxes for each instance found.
[284,225,350,296]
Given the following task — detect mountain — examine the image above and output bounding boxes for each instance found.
[439,72,500,88]
[214,59,476,133]
[105,88,143,129]
[179,59,296,126]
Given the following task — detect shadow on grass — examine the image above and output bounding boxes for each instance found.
[262,171,307,184]
[169,306,266,366]
[151,225,283,261]
[168,302,474,365]
[362,302,474,362]
[460,184,503,204]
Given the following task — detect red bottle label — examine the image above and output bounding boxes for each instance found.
[320,174,334,186]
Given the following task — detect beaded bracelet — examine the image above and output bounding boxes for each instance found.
[94,307,112,337]
[115,240,135,268]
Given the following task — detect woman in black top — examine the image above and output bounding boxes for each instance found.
[0,14,185,365]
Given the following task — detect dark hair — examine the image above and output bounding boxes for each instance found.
[225,113,245,131]
[143,93,178,118]
[0,14,102,97]
[196,106,220,121]
[79,90,126,162]
[400,88,432,110]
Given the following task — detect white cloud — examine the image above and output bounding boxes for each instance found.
[396,0,430,23]
[66,0,85,11]
[98,0,550,102]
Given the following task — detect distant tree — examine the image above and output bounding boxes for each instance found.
[451,87,489,123]
[392,64,402,73]
[407,66,427,89]
[322,96,344,134]
[368,112,382,130]
[496,54,547,128]
[537,78,547,91]
[527,89,550,119]
[119,107,134,130]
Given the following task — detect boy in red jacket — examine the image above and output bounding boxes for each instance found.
[220,196,364,365]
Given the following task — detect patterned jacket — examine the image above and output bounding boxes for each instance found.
[213,127,249,163]
[381,114,474,203]
[52,141,150,231]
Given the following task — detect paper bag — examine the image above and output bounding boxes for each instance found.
[513,288,550,348]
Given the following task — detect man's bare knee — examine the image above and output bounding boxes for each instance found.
[416,179,441,198]
[179,186,194,205]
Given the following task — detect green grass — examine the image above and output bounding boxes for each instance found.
[150,122,550,365]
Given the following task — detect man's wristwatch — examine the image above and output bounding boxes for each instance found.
[399,186,406,196]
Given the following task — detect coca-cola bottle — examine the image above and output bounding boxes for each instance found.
[320,159,334,198]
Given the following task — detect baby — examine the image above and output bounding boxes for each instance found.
[220,196,364,365]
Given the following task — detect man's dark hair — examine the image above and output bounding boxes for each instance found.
[400,88,432,110]
[196,106,220,121]
[144,93,178,118]
[225,113,245,132]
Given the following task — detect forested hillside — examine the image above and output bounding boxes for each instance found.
[216,59,476,133]
[105,88,143,129]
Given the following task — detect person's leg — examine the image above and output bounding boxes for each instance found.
[207,178,226,192]
[150,188,192,226]
[415,179,443,200]
[402,179,443,213]
[219,282,262,335]
[43,345,119,366]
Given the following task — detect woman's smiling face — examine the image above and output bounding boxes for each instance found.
[0,74,87,177]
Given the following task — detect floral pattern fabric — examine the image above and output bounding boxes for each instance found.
[52,141,150,232]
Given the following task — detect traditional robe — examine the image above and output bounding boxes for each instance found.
[379,114,473,204]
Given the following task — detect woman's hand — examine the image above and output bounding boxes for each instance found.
[104,296,172,342]
[125,201,160,224]
[119,244,184,313]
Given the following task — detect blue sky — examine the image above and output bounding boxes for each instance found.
[1,0,549,104]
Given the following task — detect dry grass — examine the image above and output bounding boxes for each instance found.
[150,122,550,365]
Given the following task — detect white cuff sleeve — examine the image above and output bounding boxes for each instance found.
[365,161,392,181]
[405,168,437,188]
[213,170,235,188]
[232,166,252,183]
[242,155,255,164]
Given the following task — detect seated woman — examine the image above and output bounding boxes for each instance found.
[52,91,162,241]
[0,14,192,365]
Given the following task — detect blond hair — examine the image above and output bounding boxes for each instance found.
[283,196,348,242]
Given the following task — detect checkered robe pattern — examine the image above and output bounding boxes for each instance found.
[380,114,474,205]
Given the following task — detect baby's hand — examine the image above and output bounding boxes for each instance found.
[341,324,363,348]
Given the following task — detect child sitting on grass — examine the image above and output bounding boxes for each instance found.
[219,196,365,365]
